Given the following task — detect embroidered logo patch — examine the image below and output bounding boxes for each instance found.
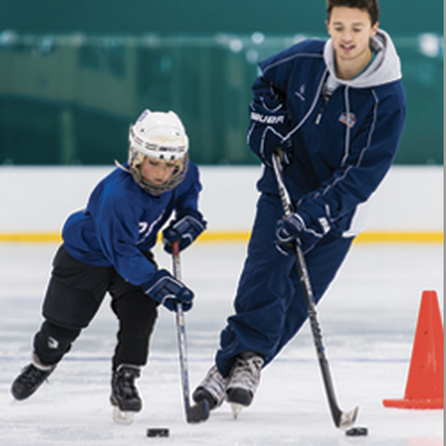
[339,112,356,128]
[47,336,59,350]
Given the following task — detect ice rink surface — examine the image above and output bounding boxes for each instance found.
[0,242,443,446]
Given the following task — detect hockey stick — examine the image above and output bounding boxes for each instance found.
[171,241,210,423]
[272,152,358,429]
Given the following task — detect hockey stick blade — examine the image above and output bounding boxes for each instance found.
[186,399,210,423]
[337,405,359,429]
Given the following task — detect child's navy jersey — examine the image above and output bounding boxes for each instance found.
[62,162,202,287]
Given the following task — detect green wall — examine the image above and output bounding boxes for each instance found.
[0,0,442,35]
[0,1,443,165]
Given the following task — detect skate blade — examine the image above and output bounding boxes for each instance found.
[113,406,135,425]
[229,402,245,420]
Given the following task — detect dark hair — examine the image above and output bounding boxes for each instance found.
[327,0,380,25]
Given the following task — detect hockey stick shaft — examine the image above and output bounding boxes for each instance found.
[171,241,209,423]
[172,241,191,413]
[272,153,358,429]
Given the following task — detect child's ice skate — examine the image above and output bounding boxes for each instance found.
[110,364,142,424]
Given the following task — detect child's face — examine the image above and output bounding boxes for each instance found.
[139,157,178,185]
[326,7,378,67]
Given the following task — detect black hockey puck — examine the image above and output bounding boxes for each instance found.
[345,426,368,436]
[147,428,169,437]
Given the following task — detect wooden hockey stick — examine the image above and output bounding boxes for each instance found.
[272,152,358,429]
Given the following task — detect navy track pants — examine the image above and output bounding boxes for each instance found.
[215,193,353,376]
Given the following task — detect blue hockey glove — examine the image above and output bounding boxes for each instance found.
[162,212,207,254]
[144,269,194,312]
[276,212,330,255]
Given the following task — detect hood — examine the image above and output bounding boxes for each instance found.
[323,29,402,88]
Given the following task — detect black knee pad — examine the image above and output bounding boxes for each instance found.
[33,321,81,365]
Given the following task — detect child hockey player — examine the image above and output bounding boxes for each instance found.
[193,0,406,417]
[11,109,207,423]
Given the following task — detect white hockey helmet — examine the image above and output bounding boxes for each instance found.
[129,109,189,161]
[126,110,189,196]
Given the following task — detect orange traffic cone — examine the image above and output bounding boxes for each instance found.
[383,290,443,409]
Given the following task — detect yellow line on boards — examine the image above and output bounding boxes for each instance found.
[0,231,443,244]
[354,232,443,244]
[0,233,62,243]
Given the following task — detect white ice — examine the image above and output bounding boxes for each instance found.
[0,242,443,446]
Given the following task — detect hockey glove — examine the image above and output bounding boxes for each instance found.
[162,211,207,254]
[248,83,292,167]
[145,269,194,312]
[276,211,330,255]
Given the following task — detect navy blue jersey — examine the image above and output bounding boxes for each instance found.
[62,162,203,288]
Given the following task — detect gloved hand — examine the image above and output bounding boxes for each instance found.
[144,269,194,312]
[162,212,207,253]
[249,87,293,167]
[275,211,330,255]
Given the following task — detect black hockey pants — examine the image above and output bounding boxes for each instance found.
[34,245,158,370]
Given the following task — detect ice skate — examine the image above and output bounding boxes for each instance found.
[110,364,142,425]
[226,351,264,419]
[192,364,229,410]
[11,353,56,401]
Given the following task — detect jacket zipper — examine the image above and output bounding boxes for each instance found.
[315,71,330,125]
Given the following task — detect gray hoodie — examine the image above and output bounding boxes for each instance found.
[323,29,402,91]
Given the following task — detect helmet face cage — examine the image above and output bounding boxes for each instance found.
[128,151,189,196]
